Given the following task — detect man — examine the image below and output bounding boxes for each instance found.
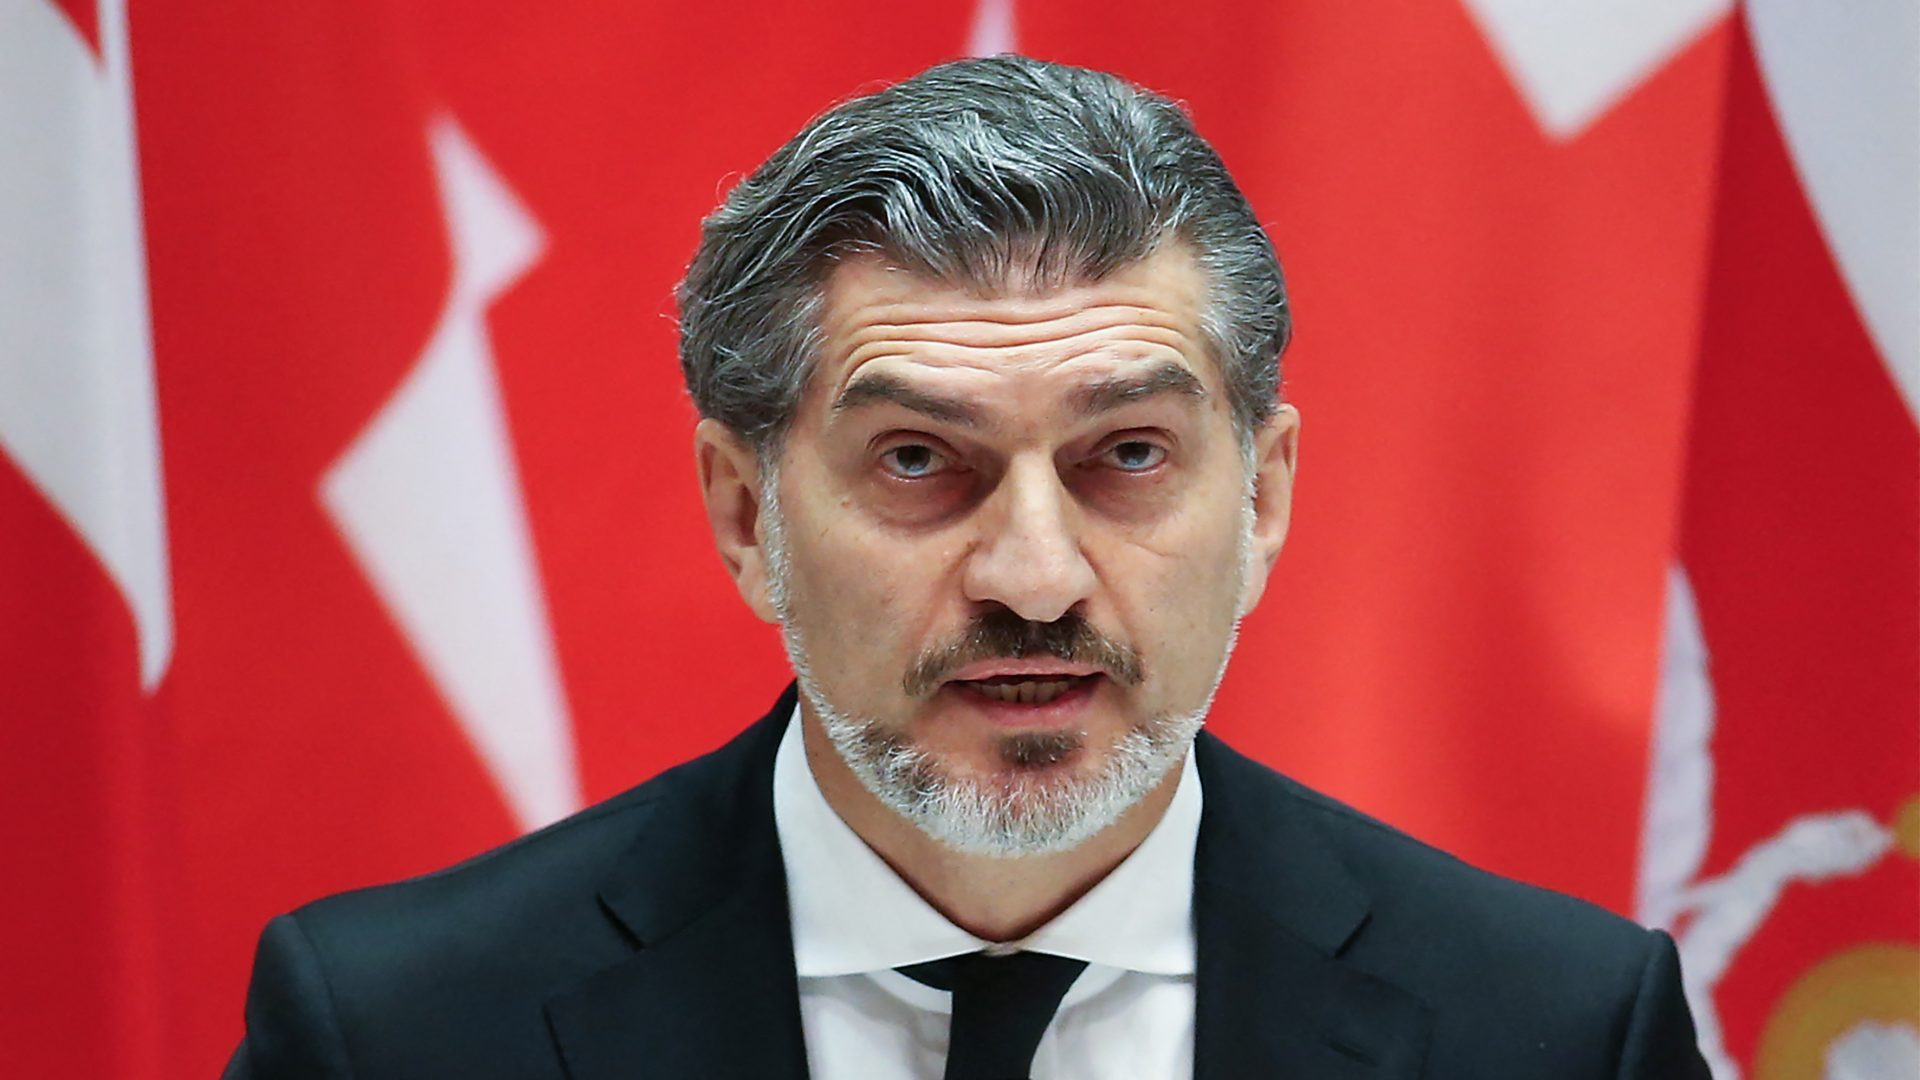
[227,56,1709,1078]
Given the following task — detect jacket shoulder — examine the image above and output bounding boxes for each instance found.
[240,703,791,1076]
[1202,731,1653,958]
[1291,773,1654,958]
[1197,733,1691,1075]
[292,709,778,955]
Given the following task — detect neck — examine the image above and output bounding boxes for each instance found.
[799,701,1184,942]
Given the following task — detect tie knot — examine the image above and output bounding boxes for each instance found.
[896,951,1090,1080]
[897,949,1087,993]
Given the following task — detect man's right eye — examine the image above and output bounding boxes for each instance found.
[879,443,950,479]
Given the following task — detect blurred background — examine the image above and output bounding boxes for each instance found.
[3,0,1914,1076]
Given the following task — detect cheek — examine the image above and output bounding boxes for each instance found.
[1100,515,1246,673]
[786,518,957,676]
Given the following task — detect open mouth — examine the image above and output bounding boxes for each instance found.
[950,674,1099,706]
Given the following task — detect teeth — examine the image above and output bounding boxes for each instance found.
[974,679,1076,704]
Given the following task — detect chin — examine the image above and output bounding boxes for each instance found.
[826,699,1200,859]
[992,727,1104,774]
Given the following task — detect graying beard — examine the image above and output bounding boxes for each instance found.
[809,681,1201,858]
[760,463,1248,858]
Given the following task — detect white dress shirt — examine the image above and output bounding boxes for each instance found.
[772,707,1201,1080]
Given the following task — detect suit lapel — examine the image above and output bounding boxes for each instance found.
[1192,734,1430,1078]
[546,866,808,1080]
[541,692,1431,1078]
[546,687,810,1080]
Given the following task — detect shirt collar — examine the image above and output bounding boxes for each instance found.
[773,704,1201,979]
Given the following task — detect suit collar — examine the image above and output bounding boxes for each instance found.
[544,690,1429,1078]
[589,685,794,947]
[777,702,1205,979]
[1192,732,1431,1077]
[546,685,810,1080]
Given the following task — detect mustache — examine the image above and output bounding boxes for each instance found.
[902,609,1144,698]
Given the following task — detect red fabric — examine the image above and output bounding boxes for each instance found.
[0,455,157,1078]
[1676,16,1918,1066]
[2,2,1908,1076]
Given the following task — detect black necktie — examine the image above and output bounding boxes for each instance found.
[897,950,1090,1080]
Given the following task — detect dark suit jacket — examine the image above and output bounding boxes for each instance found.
[226,685,1709,1078]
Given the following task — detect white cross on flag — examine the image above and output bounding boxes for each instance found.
[0,1,1911,1076]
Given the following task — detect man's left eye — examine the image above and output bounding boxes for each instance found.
[1104,440,1167,472]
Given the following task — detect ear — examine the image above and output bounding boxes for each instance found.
[1238,404,1300,617]
[694,418,781,624]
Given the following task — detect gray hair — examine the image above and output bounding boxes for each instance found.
[676,54,1289,457]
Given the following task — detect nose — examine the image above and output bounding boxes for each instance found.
[961,456,1097,623]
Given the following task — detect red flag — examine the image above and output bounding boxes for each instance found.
[0,0,166,1074]
[6,3,1910,1076]
[1638,4,1919,1076]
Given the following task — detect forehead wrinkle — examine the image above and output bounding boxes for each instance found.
[813,248,1219,420]
[836,322,1202,384]
[846,301,1194,350]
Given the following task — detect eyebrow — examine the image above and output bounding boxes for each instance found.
[831,360,1208,429]
[832,371,984,427]
[1067,362,1208,418]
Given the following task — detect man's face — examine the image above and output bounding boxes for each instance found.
[722,246,1297,854]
